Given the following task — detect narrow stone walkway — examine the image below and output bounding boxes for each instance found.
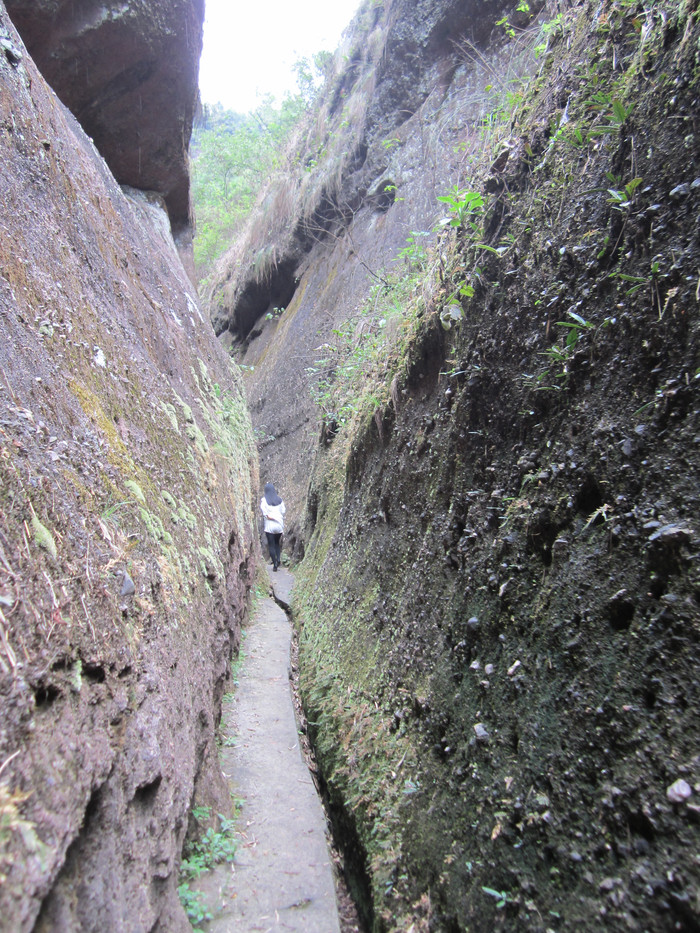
[199,566,340,932]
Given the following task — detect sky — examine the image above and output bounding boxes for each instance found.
[198,0,363,114]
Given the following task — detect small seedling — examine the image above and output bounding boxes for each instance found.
[395,231,430,268]
[177,883,212,930]
[606,176,643,211]
[437,186,486,231]
[482,886,509,909]
[178,807,238,923]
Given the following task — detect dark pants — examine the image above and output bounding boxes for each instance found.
[266,532,282,568]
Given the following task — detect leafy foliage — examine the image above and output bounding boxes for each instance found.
[306,266,427,432]
[437,186,486,230]
[177,883,212,930]
[191,55,330,281]
[177,804,238,929]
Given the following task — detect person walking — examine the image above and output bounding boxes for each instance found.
[260,482,286,571]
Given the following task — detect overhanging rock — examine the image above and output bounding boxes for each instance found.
[4,0,204,231]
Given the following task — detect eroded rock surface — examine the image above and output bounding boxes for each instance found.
[4,0,204,230]
[208,0,526,551]
[0,6,257,931]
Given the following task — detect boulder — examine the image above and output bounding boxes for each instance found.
[4,0,204,230]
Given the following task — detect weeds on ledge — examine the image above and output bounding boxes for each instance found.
[178,804,238,930]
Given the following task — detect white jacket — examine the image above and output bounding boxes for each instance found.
[261,498,285,534]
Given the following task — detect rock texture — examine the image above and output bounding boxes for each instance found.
[207,0,700,929]
[4,0,204,231]
[0,4,257,931]
[208,0,521,551]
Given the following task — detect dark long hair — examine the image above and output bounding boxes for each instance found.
[264,483,282,506]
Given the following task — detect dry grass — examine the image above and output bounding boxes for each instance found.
[206,0,393,306]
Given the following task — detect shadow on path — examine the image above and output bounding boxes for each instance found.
[198,566,340,932]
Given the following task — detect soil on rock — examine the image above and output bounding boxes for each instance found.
[287,2,700,930]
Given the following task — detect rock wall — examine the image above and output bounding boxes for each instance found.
[209,0,700,929]
[0,4,257,930]
[208,0,530,552]
[5,0,204,233]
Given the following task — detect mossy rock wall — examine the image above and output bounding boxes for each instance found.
[295,2,700,930]
[0,10,258,931]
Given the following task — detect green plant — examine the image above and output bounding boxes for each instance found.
[307,268,425,433]
[567,124,586,148]
[534,12,564,57]
[191,805,211,823]
[496,2,531,38]
[395,231,430,269]
[609,271,647,294]
[100,500,131,522]
[180,818,237,879]
[606,175,643,210]
[437,186,486,230]
[609,257,668,315]
[532,311,613,390]
[482,886,510,909]
[253,426,276,444]
[191,93,311,278]
[538,310,593,380]
[555,310,594,346]
[177,883,212,930]
[496,15,516,38]
[587,98,634,138]
[609,98,633,124]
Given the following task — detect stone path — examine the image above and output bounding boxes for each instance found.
[199,566,340,932]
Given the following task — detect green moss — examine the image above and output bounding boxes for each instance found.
[180,554,193,583]
[125,479,146,504]
[177,505,197,532]
[31,514,57,560]
[198,547,223,580]
[69,380,137,477]
[160,401,180,433]
[173,391,194,424]
[197,358,214,396]
[185,421,209,455]
[161,490,177,509]
[139,508,165,541]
